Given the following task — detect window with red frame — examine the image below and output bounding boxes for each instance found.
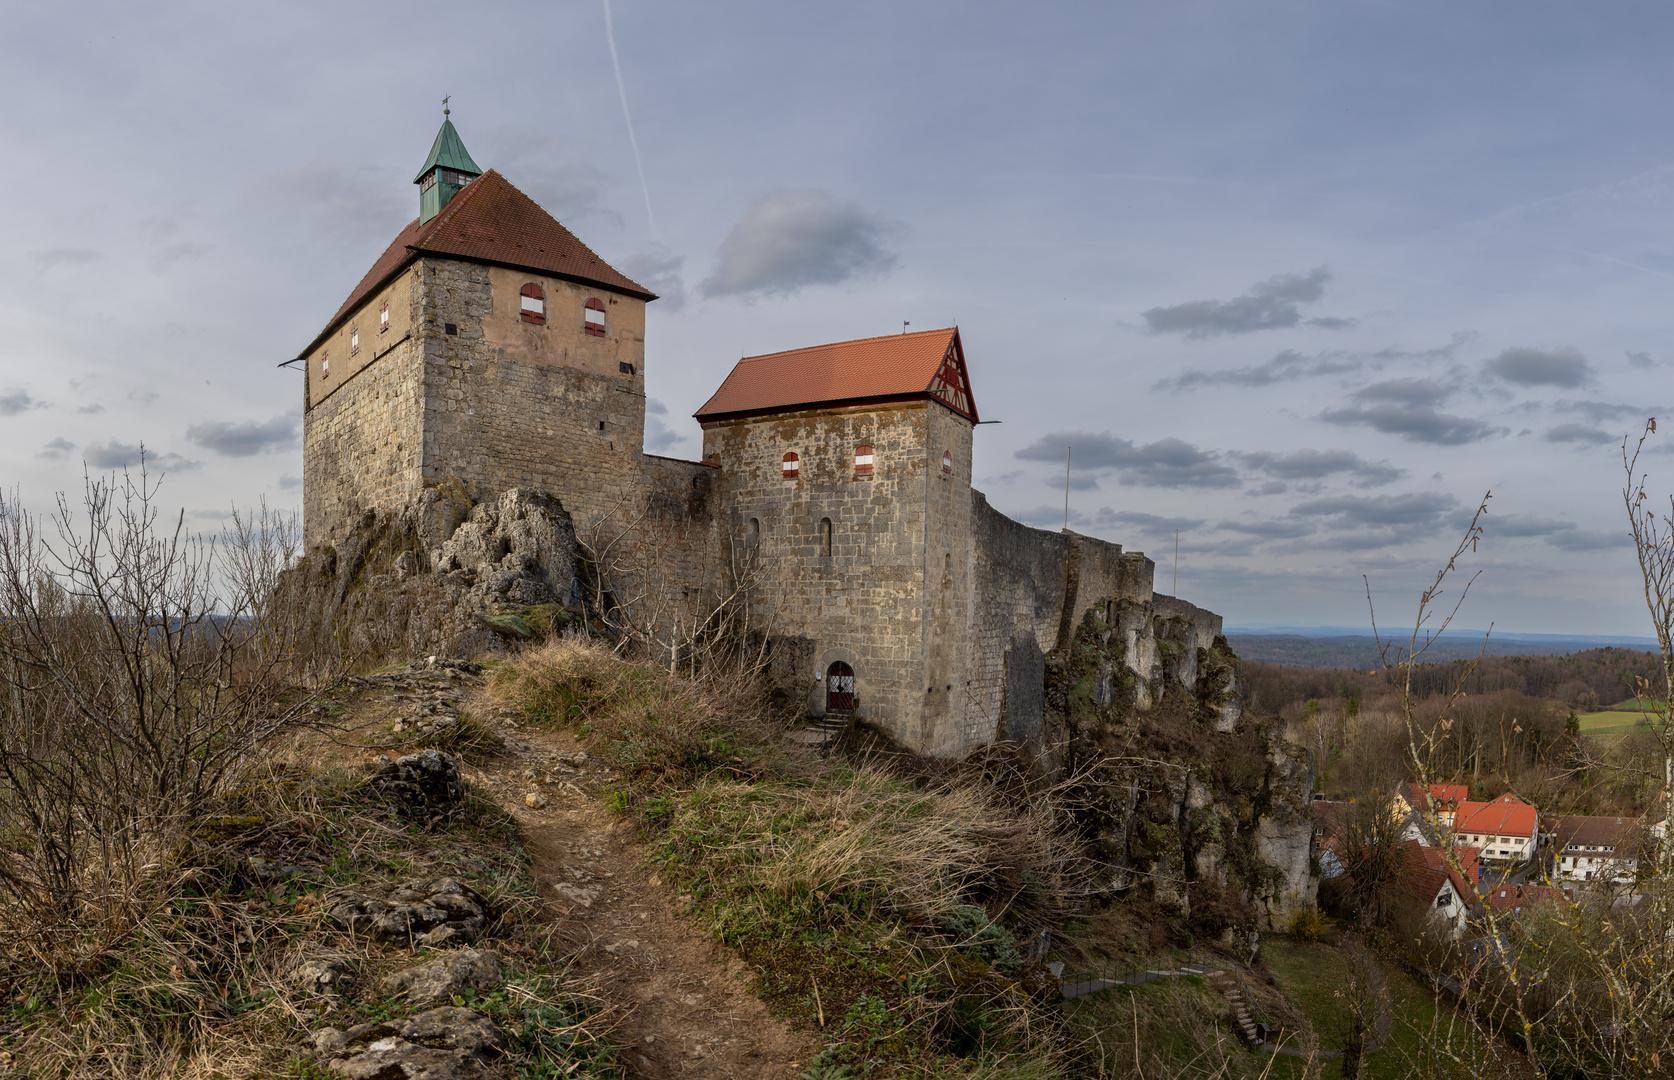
[320,351,330,379]
[854,445,874,474]
[782,451,800,479]
[520,283,546,325]
[350,326,360,357]
[380,299,390,332]
[942,450,953,474]
[584,298,606,336]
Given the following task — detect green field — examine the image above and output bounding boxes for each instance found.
[1578,703,1665,738]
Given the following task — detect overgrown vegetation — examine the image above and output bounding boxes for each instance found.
[491,638,1100,1076]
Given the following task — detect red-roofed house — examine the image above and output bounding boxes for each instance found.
[1546,815,1642,884]
[1394,842,1475,938]
[1453,796,1539,865]
[1485,883,1565,917]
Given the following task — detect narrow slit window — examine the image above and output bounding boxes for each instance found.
[584,298,607,336]
[821,517,832,557]
[350,326,360,357]
[782,451,800,479]
[379,299,390,333]
[854,445,874,474]
[520,283,546,325]
[942,449,954,474]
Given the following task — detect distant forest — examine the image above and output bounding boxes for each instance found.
[1226,633,1612,668]
[1242,646,1664,715]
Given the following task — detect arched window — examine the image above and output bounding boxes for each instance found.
[782,451,800,479]
[584,298,606,336]
[320,351,330,379]
[746,517,761,548]
[826,661,856,712]
[942,449,953,474]
[520,283,546,325]
[380,299,390,333]
[350,325,360,357]
[821,517,832,557]
[854,445,874,475]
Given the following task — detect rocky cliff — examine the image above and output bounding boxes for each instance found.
[1044,599,1317,935]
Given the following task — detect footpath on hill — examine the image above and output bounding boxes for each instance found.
[339,665,814,1080]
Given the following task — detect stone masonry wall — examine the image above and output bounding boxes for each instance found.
[302,267,425,550]
[700,402,939,750]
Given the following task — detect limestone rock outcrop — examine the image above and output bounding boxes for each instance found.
[312,1006,504,1079]
[380,949,504,1007]
[328,877,490,948]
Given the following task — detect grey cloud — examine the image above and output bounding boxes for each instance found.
[1218,517,1317,540]
[1545,423,1616,445]
[185,413,300,457]
[1234,448,1405,486]
[1091,509,1207,533]
[1248,480,1289,496]
[28,248,101,274]
[647,398,668,415]
[1016,432,1241,489]
[643,399,690,454]
[701,190,898,299]
[277,475,302,491]
[254,162,410,253]
[621,247,687,311]
[1628,350,1657,369]
[1052,472,1103,491]
[1290,491,1458,529]
[1321,382,1502,445]
[77,403,104,414]
[1486,346,1592,388]
[1306,316,1359,330]
[1154,348,1362,392]
[1554,399,1644,422]
[1547,530,1631,552]
[36,438,74,460]
[82,441,198,471]
[0,389,37,416]
[1141,267,1338,338]
[1491,514,1629,551]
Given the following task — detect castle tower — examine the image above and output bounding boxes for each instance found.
[295,115,658,550]
[695,328,981,755]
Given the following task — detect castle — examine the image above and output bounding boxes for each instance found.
[295,116,1235,760]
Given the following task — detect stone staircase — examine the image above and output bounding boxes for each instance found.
[1208,971,1261,1046]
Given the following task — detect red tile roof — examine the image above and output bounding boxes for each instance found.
[1453,799,1538,839]
[1395,841,1474,908]
[1486,883,1564,916]
[294,169,654,360]
[1400,781,1471,813]
[694,328,979,423]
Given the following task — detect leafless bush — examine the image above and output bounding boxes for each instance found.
[0,466,315,956]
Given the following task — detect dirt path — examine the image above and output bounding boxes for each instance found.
[340,669,815,1079]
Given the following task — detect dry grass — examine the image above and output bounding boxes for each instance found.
[489,637,1102,1077]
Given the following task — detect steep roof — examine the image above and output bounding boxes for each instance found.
[1486,883,1564,916]
[414,118,481,182]
[1400,782,1470,813]
[1395,841,1474,908]
[294,169,654,362]
[1454,799,1538,839]
[694,327,979,423]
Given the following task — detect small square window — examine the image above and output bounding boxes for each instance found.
[380,300,390,332]
[619,361,635,376]
[444,323,458,336]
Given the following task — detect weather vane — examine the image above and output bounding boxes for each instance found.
[442,95,451,117]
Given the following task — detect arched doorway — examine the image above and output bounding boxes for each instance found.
[825,661,856,712]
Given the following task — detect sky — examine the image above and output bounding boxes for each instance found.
[3,0,1673,635]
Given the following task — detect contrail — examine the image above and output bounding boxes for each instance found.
[602,0,659,237]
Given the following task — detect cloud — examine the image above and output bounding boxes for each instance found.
[621,246,687,311]
[1485,346,1592,388]
[1154,348,1363,392]
[277,474,302,491]
[1141,267,1343,338]
[77,403,104,414]
[1217,517,1318,540]
[1544,423,1616,445]
[1321,378,1502,445]
[1628,350,1657,369]
[184,413,300,457]
[643,398,691,454]
[1290,491,1458,528]
[1553,399,1646,422]
[0,389,37,416]
[1492,514,1629,551]
[82,441,198,471]
[1090,509,1207,534]
[36,437,74,460]
[700,190,898,298]
[1015,431,1241,488]
[28,248,101,274]
[253,162,410,254]
[1233,448,1405,486]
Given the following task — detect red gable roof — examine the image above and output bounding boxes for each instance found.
[294,169,654,361]
[1486,883,1564,916]
[694,328,979,423]
[1453,799,1538,839]
[1395,841,1474,908]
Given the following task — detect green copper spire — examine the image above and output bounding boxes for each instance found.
[415,100,482,224]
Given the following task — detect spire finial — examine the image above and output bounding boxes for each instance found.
[442,95,451,117]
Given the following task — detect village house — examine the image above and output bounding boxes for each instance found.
[1452,793,1538,866]
[1391,782,1471,842]
[1394,841,1477,939]
[1544,815,1641,885]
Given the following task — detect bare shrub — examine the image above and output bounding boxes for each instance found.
[0,467,314,957]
